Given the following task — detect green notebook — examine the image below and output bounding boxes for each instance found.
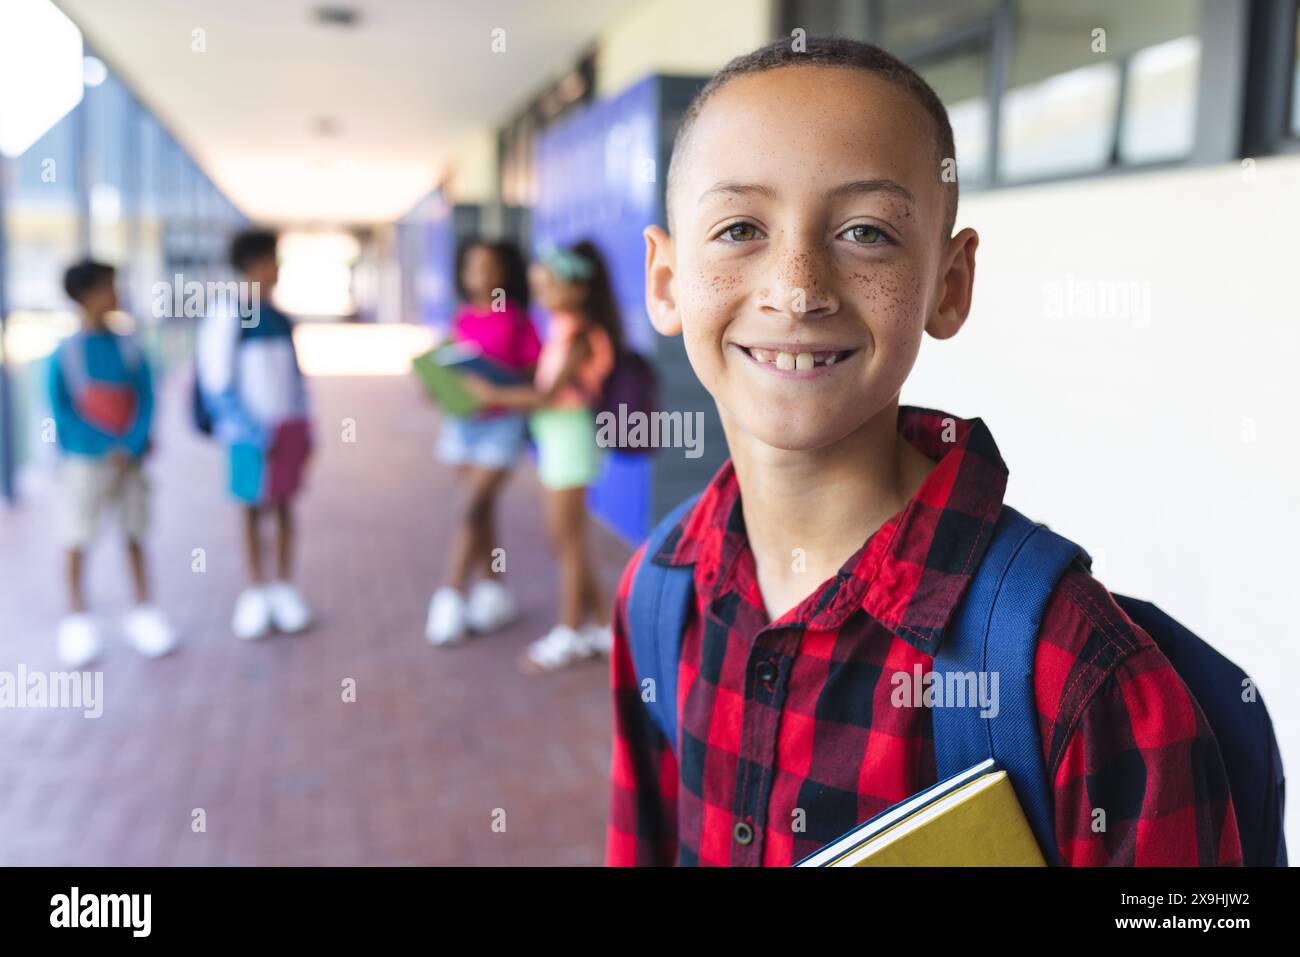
[412,343,480,416]
[412,342,526,416]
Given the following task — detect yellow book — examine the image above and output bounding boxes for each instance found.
[797,758,1047,867]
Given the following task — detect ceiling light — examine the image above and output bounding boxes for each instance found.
[83,54,107,88]
[312,5,360,28]
[0,0,84,157]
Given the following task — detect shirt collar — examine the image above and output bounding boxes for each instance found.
[651,405,1009,656]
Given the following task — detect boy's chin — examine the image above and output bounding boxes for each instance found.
[735,415,861,454]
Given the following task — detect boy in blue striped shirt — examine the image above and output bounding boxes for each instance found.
[49,260,178,666]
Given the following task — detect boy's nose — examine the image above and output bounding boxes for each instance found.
[758,245,839,319]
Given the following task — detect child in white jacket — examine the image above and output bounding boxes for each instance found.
[197,230,313,640]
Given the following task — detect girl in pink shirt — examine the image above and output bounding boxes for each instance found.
[426,240,542,646]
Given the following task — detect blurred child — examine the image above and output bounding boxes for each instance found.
[462,241,617,672]
[426,240,542,645]
[196,230,313,640]
[49,260,178,666]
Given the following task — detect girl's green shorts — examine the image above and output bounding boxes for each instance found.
[529,407,605,490]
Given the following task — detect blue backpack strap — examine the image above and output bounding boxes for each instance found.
[626,492,701,757]
[933,505,1089,866]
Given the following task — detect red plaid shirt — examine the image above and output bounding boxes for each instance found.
[606,406,1241,866]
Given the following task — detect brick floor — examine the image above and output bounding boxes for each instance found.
[0,335,631,865]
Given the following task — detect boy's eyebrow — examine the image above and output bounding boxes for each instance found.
[698,181,779,204]
[829,179,916,205]
[698,179,916,206]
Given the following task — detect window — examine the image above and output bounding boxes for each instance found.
[877,1,998,186]
[880,0,996,52]
[920,50,991,185]
[775,0,1300,181]
[1001,0,1200,182]
[1120,36,1201,164]
[1000,60,1120,182]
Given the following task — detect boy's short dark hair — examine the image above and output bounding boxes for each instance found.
[62,260,116,304]
[229,229,279,272]
[668,36,959,239]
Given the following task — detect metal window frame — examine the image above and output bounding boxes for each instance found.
[1242,0,1300,156]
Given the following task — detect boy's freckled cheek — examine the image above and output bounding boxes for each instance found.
[849,265,926,342]
[679,269,746,332]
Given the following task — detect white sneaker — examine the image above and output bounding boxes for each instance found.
[122,605,179,658]
[426,587,468,645]
[265,581,311,633]
[57,613,103,668]
[581,622,613,656]
[519,624,594,673]
[465,578,517,634]
[232,587,273,640]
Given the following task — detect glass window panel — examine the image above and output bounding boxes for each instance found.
[1004,0,1199,181]
[85,71,129,194]
[3,209,79,311]
[11,110,77,203]
[1119,36,1200,164]
[784,0,841,37]
[918,50,991,185]
[881,0,996,54]
[1001,61,1120,181]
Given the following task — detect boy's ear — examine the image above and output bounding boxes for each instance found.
[925,227,979,341]
[643,225,682,337]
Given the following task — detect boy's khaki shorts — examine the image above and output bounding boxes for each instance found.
[57,455,150,549]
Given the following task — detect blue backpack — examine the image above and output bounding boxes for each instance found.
[628,495,1286,866]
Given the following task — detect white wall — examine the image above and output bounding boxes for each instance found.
[903,154,1300,856]
[595,0,776,98]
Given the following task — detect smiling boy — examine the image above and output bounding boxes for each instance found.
[606,38,1240,866]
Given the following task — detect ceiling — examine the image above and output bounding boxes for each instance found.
[54,0,639,225]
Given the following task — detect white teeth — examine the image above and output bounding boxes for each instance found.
[746,346,848,369]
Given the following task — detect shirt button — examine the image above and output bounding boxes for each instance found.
[733,820,754,845]
[755,660,778,684]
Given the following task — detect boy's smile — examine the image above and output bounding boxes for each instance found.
[646,64,977,453]
[731,341,860,377]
